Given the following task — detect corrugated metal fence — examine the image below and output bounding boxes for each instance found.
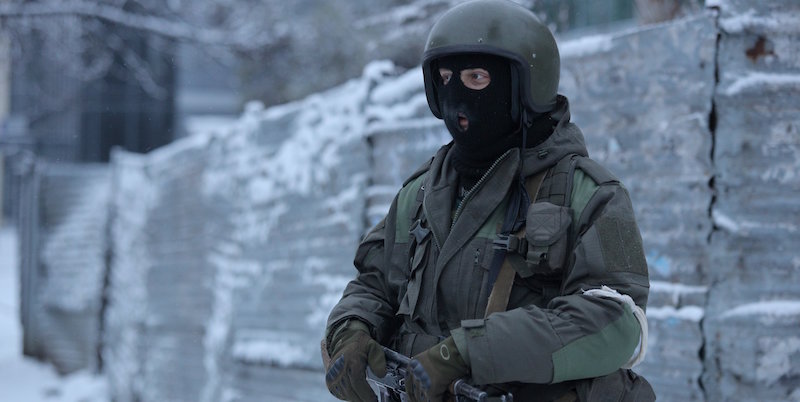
[11,155,110,374]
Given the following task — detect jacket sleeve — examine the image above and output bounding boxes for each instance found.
[325,195,405,345]
[325,153,435,346]
[456,177,650,385]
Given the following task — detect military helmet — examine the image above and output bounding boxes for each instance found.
[422,0,560,124]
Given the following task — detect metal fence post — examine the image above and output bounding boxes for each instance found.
[12,151,43,358]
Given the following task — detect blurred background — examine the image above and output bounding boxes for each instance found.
[0,0,685,164]
[1,0,799,401]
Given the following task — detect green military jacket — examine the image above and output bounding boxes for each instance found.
[327,98,650,399]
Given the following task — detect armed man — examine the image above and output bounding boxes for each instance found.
[322,0,655,401]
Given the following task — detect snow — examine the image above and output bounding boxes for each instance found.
[712,210,740,233]
[203,251,255,402]
[0,226,108,401]
[0,1,282,50]
[369,66,424,105]
[231,339,307,367]
[367,93,431,128]
[239,73,372,203]
[650,281,708,295]
[4,4,799,400]
[646,305,705,322]
[39,172,110,313]
[723,72,800,96]
[717,8,800,34]
[756,337,800,386]
[720,300,800,319]
[181,115,236,137]
[712,209,800,235]
[559,34,614,58]
[650,281,708,306]
[230,329,312,368]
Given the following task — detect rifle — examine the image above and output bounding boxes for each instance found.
[367,346,513,402]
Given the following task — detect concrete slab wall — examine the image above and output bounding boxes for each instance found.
[93,5,800,401]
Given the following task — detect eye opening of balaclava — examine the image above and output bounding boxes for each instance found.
[433,53,522,180]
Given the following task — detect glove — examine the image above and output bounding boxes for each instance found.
[325,319,387,402]
[405,336,470,402]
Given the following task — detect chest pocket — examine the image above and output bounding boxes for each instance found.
[521,201,573,277]
[397,217,432,320]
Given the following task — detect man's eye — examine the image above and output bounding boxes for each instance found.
[461,68,491,90]
[438,68,453,85]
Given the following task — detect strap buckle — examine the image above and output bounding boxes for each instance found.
[409,219,431,244]
[493,234,527,255]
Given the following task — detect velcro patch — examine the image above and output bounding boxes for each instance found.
[596,216,647,275]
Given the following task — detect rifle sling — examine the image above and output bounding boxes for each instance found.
[484,170,546,317]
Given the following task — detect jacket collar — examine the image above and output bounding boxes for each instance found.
[521,95,589,177]
[421,95,587,270]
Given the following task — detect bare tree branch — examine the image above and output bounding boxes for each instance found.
[0,0,283,51]
[104,31,169,99]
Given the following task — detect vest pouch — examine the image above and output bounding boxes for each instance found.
[397,219,431,320]
[525,201,572,275]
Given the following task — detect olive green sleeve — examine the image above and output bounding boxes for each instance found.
[326,209,402,344]
[326,177,423,344]
[460,182,649,385]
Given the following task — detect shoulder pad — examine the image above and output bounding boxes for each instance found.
[402,143,450,187]
[575,156,619,185]
[403,156,433,187]
[395,170,427,244]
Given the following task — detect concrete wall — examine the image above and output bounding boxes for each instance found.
[37,2,796,401]
[704,1,800,401]
[559,14,717,401]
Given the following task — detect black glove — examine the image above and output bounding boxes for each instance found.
[406,336,470,402]
[325,319,387,402]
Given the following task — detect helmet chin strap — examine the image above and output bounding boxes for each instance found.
[511,106,556,228]
[512,110,531,232]
[510,63,521,128]
[518,108,533,180]
[520,112,528,177]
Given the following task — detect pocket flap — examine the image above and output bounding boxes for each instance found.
[525,202,573,246]
[397,290,413,316]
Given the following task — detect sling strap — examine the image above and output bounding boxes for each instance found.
[484,169,547,317]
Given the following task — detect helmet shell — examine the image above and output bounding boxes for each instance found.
[422,0,560,120]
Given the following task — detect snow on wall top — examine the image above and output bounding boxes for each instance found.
[98,2,800,400]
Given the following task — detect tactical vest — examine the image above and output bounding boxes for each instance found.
[391,153,656,402]
[395,152,618,309]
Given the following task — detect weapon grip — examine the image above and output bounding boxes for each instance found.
[381,347,498,401]
[451,378,488,402]
[383,347,411,365]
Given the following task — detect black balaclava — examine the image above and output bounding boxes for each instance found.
[434,54,519,182]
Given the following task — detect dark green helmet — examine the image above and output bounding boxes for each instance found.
[422,0,560,124]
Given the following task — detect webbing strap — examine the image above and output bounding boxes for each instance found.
[484,259,517,317]
[484,179,527,296]
[537,154,575,204]
[484,170,547,317]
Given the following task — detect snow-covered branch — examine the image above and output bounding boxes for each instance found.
[0,0,283,51]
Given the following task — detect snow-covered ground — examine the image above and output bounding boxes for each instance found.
[0,225,109,401]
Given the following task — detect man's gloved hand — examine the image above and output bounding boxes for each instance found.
[325,319,387,402]
[405,336,470,402]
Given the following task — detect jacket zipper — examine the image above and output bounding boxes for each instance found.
[424,148,515,250]
[450,148,514,231]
